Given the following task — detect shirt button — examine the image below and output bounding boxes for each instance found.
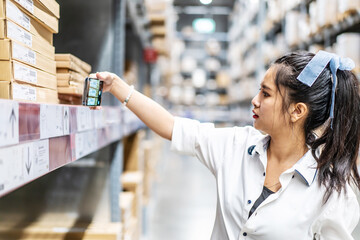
[263,172,266,176]
[292,175,295,179]
[247,200,252,204]
[243,232,247,236]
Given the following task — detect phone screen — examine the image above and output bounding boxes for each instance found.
[82,77,104,106]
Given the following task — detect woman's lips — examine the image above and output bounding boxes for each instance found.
[252,110,259,119]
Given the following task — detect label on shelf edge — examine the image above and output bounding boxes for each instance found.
[6,0,31,31]
[13,61,37,84]
[7,20,32,48]
[0,139,49,196]
[0,101,19,147]
[40,104,64,139]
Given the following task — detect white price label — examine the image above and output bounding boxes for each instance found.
[40,105,64,139]
[14,62,37,84]
[76,107,94,132]
[75,130,98,159]
[0,100,19,147]
[12,42,36,65]
[12,83,36,101]
[7,21,32,47]
[0,139,49,196]
[6,0,30,31]
[14,0,34,14]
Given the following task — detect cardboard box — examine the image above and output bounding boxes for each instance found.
[57,86,83,95]
[37,0,59,19]
[0,39,56,74]
[0,0,53,44]
[0,60,56,89]
[10,0,58,33]
[56,61,88,77]
[0,19,54,60]
[0,222,122,240]
[56,53,92,73]
[0,81,58,103]
[57,71,85,83]
[58,93,81,105]
[57,79,81,87]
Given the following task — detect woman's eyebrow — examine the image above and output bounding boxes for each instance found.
[261,83,272,91]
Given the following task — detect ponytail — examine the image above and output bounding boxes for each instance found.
[310,70,360,202]
[274,52,360,203]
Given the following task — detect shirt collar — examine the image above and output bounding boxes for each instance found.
[249,135,318,187]
[293,150,318,186]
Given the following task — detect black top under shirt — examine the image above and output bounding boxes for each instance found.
[248,186,274,218]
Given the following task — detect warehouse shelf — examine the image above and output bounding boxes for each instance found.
[291,9,360,50]
[0,99,145,198]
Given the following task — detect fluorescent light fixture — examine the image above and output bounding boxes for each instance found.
[200,0,212,4]
[193,18,216,33]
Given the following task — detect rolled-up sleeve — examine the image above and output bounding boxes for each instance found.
[171,117,236,175]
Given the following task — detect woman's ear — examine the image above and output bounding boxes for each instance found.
[290,103,308,123]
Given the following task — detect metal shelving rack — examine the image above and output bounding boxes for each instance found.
[0,0,152,227]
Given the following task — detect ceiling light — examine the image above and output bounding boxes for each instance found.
[193,18,216,33]
[199,0,212,5]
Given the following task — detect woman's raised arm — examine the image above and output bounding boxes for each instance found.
[93,72,175,141]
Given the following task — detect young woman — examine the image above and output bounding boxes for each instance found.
[91,51,360,239]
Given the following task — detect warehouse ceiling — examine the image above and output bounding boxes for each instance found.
[174,0,234,34]
[173,0,234,59]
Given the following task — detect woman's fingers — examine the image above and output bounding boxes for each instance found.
[89,73,97,79]
[89,106,102,110]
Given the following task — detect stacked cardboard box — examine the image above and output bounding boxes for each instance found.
[55,53,91,105]
[120,191,138,240]
[0,213,122,240]
[121,171,143,240]
[0,0,59,104]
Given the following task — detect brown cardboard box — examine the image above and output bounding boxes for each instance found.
[0,222,122,240]
[57,71,85,83]
[0,19,54,60]
[0,60,56,89]
[10,0,58,33]
[0,0,53,43]
[0,81,58,103]
[56,61,89,77]
[57,86,83,95]
[56,53,92,73]
[121,171,143,240]
[57,79,81,87]
[37,0,59,18]
[0,39,56,74]
[120,191,134,231]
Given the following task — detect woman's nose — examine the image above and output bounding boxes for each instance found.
[251,94,259,108]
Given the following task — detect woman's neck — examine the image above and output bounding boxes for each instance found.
[267,131,308,165]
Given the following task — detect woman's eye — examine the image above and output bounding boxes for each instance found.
[263,92,269,97]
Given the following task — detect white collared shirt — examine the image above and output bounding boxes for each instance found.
[171,117,359,240]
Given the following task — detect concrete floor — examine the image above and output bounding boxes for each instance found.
[145,141,217,240]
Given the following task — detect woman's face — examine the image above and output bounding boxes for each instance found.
[251,66,291,135]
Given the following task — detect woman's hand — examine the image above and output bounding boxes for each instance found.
[89,72,121,94]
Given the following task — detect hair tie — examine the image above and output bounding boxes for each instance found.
[296,50,355,128]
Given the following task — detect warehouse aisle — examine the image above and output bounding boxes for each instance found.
[146,141,217,240]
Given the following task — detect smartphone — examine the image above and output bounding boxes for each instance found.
[82,77,104,106]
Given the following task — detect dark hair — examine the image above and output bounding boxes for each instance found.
[273,51,360,203]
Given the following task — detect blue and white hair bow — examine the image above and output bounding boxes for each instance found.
[297,50,355,128]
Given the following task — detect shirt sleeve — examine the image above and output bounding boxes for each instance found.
[170,117,237,176]
[312,188,360,240]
